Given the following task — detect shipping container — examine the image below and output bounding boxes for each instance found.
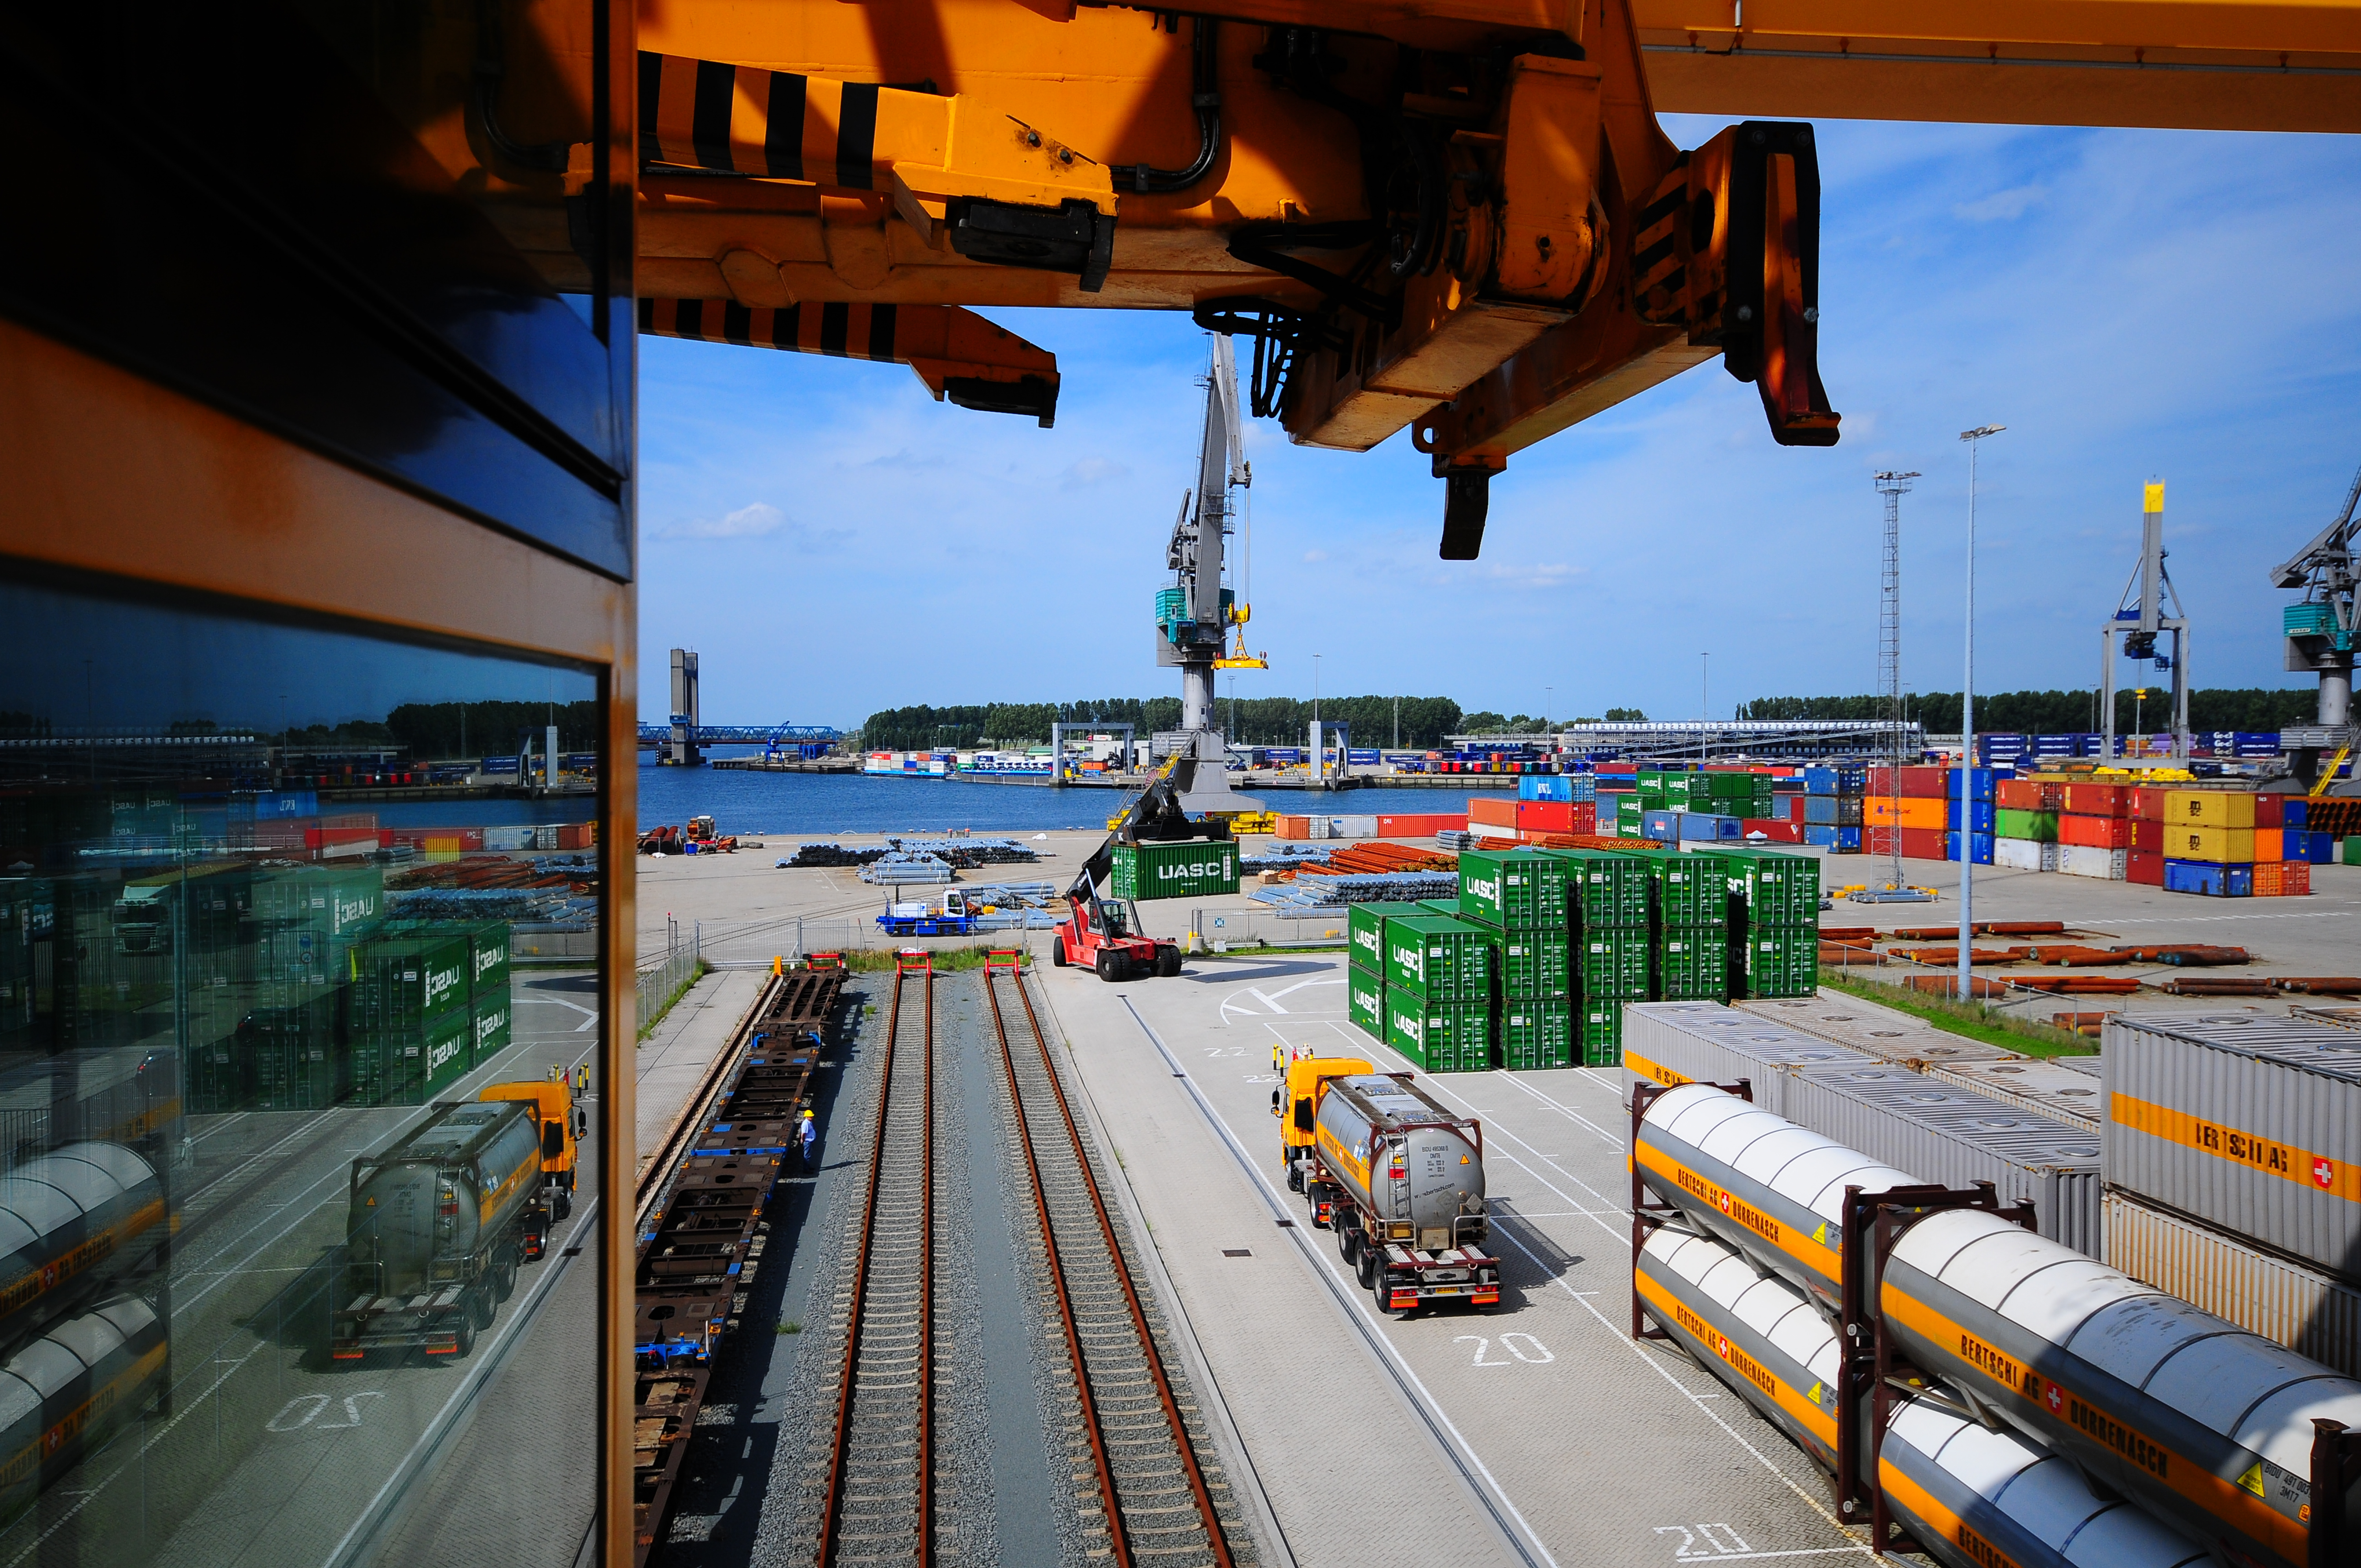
[1494,928,1571,1000]
[1454,848,1571,929]
[1926,1057,2104,1131]
[1626,849,1729,928]
[1734,997,2023,1068]
[1383,986,1493,1073]
[2127,849,2165,886]
[2163,789,2256,829]
[1347,901,1429,972]
[1500,1000,1573,1070]
[2057,844,2128,880]
[2104,1011,2361,1281]
[1654,928,1729,1003]
[1943,799,1997,835]
[2103,1189,2361,1380]
[2162,859,2252,896]
[1784,1060,2102,1253]
[471,981,512,1065]
[1621,1001,1869,1116]
[1994,837,2058,872]
[1718,848,1820,925]
[1737,928,1819,1000]
[1577,927,1652,999]
[1382,915,1495,1004]
[1864,797,1946,829]
[2060,781,2130,817]
[1741,820,1807,843]
[1578,1000,1622,1067]
[349,935,472,1033]
[1543,849,1651,929]
[1899,826,1945,861]
[1942,831,1995,865]
[2057,813,2132,850]
[1110,839,1239,901]
[1468,796,1516,827]
[2254,792,2284,829]
[2253,860,2312,897]
[1347,964,1384,1039]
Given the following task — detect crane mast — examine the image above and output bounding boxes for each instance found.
[1156,340,1262,816]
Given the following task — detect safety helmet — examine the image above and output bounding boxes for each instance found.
[800,1108,814,1118]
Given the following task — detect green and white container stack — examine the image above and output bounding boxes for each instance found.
[1721,848,1820,1000]
[1626,848,1731,1003]
[1455,849,1568,1070]
[1345,902,1428,1050]
[1548,849,1651,1067]
[1382,912,1496,1072]
[349,933,473,1106]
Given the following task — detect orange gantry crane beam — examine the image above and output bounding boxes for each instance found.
[631,0,2358,552]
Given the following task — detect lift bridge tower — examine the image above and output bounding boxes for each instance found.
[1152,338,1265,815]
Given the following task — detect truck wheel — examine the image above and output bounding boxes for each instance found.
[492,1246,519,1302]
[1050,941,1067,968]
[1095,951,1118,981]
[466,1288,494,1332]
[1286,1162,1304,1194]
[1356,1249,1377,1291]
[1156,947,1181,977]
[1339,1225,1359,1264]
[1372,1270,1402,1317]
[453,1317,476,1358]
[1306,1183,1329,1228]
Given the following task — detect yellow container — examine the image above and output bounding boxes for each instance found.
[2163,789,2255,829]
[2168,825,2254,864]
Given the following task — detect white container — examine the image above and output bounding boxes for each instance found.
[2105,1188,2361,1379]
[2057,843,2127,879]
[1994,836,2052,871]
[1736,995,2022,1067]
[1329,815,1378,838]
[1928,1056,2106,1132]
[1623,1001,1871,1117]
[483,826,534,851]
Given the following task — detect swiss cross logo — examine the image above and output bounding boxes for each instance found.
[1718,1192,1734,1215]
[1716,1336,1732,1361]
[40,1264,57,1289]
[2045,1382,2066,1415]
[2316,1157,2337,1191]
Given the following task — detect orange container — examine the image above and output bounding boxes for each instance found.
[2061,782,2129,817]
[1865,797,1946,829]
[1468,796,1517,827]
[2253,826,2283,864]
[2057,813,2131,850]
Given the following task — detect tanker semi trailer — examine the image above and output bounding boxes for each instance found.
[332,1097,549,1360]
[1303,1073,1498,1315]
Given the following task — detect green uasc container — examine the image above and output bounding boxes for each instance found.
[1742,929,1818,999]
[1655,928,1729,1002]
[1347,965,1385,1040]
[1386,986,1492,1072]
[350,935,471,1032]
[1629,850,1730,929]
[1578,928,1651,999]
[472,981,514,1065]
[1456,849,1570,929]
[1110,839,1238,901]
[1383,916,1493,1005]
[1500,1000,1572,1071]
[1495,929,1570,1000]
[1578,999,1624,1067]
[1546,850,1651,929]
[1721,848,1820,926]
[1616,795,1644,835]
[251,863,386,940]
[1348,901,1429,973]
[1994,808,2058,843]
[461,919,512,997]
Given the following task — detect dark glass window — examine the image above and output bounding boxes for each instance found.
[0,576,602,1566]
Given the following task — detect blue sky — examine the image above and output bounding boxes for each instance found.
[637,118,2361,732]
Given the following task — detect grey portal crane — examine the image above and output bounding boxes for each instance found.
[2272,462,2360,785]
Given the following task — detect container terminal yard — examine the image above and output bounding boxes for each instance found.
[7,0,2361,1564]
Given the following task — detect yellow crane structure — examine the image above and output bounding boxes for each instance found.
[631,0,2361,553]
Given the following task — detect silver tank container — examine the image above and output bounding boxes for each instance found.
[1313,1075,1484,1244]
[351,1100,541,1292]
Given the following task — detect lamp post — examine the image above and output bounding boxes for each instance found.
[1957,424,2006,1001]
[1700,653,1709,767]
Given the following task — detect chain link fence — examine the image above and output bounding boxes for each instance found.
[636,925,704,1036]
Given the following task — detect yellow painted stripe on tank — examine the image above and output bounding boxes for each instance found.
[2111,1091,2360,1204]
[1880,1280,2307,1564]
[1632,1141,1838,1286]
[1876,1461,2030,1568]
[1634,1268,1835,1447]
[0,1196,166,1321]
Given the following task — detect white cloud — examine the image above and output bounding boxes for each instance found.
[1302,549,1328,562]
[1953,183,2048,222]
[650,502,787,541]
[1061,457,1130,489]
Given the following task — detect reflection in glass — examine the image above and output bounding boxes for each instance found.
[0,580,599,1567]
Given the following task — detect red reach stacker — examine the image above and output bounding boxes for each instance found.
[1048,772,1205,981]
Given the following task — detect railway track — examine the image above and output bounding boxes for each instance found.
[634,965,841,1566]
[816,955,939,1565]
[983,964,1247,1568]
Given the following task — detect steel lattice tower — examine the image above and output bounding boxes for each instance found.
[1875,471,1919,891]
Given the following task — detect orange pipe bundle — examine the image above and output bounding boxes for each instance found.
[2028,946,2128,968]
[2012,974,2141,995]
[1886,946,2027,965]
[2269,977,2361,995]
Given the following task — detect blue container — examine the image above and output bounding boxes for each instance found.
[2309,831,2338,864]
[1945,799,1997,834]
[1803,824,1840,848]
[2163,859,2254,897]
[2235,731,2280,747]
[1803,795,1839,826]
[1680,814,1744,842]
[1802,766,1838,796]
[1347,749,1380,765]
[1521,775,1588,802]
[1642,809,1681,844]
[1832,826,1863,852]
[2285,797,2309,828]
[1942,767,1997,803]
[1835,765,1869,794]
[1943,831,1996,865]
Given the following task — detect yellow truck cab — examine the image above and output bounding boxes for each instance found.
[479,1078,590,1219]
[1270,1052,1372,1198]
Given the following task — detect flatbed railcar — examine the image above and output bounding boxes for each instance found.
[632,965,839,1566]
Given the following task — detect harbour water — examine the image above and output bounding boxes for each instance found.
[637,749,1483,835]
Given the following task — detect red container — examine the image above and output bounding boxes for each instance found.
[1742,820,1806,843]
[1774,794,1805,822]
[1994,779,2044,811]
[2061,782,2128,818]
[2254,792,2284,830]
[1899,765,1951,799]
[1867,826,1897,856]
[2128,786,2171,822]
[1900,827,1946,861]
[2282,859,2311,895]
[2057,813,2131,849]
[557,822,591,850]
[1517,800,1574,833]
[2128,818,2172,852]
[1469,796,1516,827]
[1378,813,1467,837]
[2127,850,2165,887]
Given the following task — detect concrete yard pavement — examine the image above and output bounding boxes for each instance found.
[1027,940,1875,1568]
[635,967,768,1182]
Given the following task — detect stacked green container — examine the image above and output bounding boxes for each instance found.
[235,864,388,1112]
[1721,847,1819,1000]
[349,933,471,1106]
[1348,901,1429,976]
[1454,850,1567,1069]
[1110,839,1238,901]
[1347,966,1386,1038]
[1386,989,1493,1073]
[1994,808,2058,842]
[1619,848,1731,1003]
[1544,848,1651,1066]
[465,920,514,1073]
[1381,912,1495,1071]
[1615,795,1644,837]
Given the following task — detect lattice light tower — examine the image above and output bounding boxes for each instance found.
[1874,471,1919,895]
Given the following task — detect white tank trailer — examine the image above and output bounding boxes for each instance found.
[1306,1074,1499,1314]
[1637,1082,2361,1568]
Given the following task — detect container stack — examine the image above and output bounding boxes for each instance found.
[1380,909,1496,1072]
[1344,900,1426,1047]
[1623,848,1730,1004]
[1991,774,2061,870]
[1720,847,1820,1000]
[2143,787,2263,898]
[1798,765,1866,853]
[2053,778,2132,880]
[2102,1012,2361,1376]
[1553,849,1651,1066]
[1451,848,1569,1069]
[230,864,388,1112]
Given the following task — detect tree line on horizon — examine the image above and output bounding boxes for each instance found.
[1737,688,2322,733]
[858,695,1468,751]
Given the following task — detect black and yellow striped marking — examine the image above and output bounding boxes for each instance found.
[639,298,904,362]
[639,53,933,187]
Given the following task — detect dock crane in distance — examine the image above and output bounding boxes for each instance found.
[2274,462,2361,792]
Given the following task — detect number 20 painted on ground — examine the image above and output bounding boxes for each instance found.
[1456,1333,1552,1366]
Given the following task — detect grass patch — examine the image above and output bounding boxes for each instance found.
[636,959,710,1042]
[1820,972,2095,1058]
[835,944,1030,973]
[776,1321,801,1335]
